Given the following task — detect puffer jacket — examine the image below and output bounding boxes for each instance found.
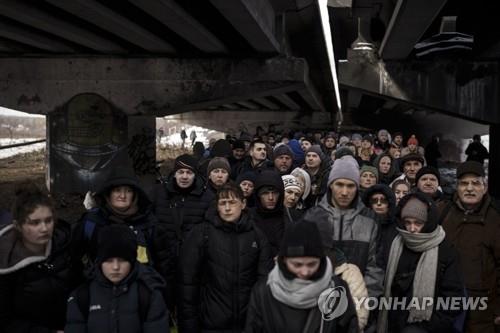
[442,193,500,333]
[0,221,82,332]
[65,264,168,333]
[302,194,384,298]
[178,211,273,333]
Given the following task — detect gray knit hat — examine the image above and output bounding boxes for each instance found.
[401,197,428,222]
[207,157,231,175]
[328,156,360,187]
[305,145,326,161]
[360,165,379,182]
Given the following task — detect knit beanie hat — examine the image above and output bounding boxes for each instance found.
[282,175,301,192]
[415,166,441,185]
[96,225,137,265]
[305,145,326,161]
[291,167,311,200]
[211,139,232,158]
[273,144,294,160]
[351,133,362,141]
[207,157,231,175]
[174,154,198,173]
[401,197,428,223]
[456,161,485,179]
[407,135,418,146]
[335,147,355,160]
[328,156,360,187]
[232,140,246,150]
[279,221,324,258]
[339,136,350,146]
[360,165,379,182]
[236,171,256,185]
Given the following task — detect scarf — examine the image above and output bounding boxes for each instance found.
[268,257,333,309]
[377,225,445,333]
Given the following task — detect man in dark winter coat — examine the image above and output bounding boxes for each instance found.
[303,145,332,208]
[251,170,299,257]
[302,156,384,298]
[66,225,169,333]
[442,161,500,333]
[465,134,489,165]
[153,154,214,310]
[178,183,272,333]
[390,153,425,188]
[234,140,273,178]
[245,221,358,333]
[378,192,465,333]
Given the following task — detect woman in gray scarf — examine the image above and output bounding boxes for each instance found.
[245,221,358,333]
[377,192,465,333]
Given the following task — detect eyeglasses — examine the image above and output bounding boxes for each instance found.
[369,198,388,205]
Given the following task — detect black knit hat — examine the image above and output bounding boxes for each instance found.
[415,166,441,185]
[232,140,246,150]
[96,225,137,265]
[174,154,198,173]
[236,171,256,185]
[362,134,374,144]
[456,161,485,179]
[279,221,324,258]
[273,144,294,160]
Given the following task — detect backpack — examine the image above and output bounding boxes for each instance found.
[76,280,151,322]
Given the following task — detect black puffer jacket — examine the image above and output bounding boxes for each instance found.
[245,275,358,333]
[178,211,273,333]
[65,264,169,333]
[362,184,398,270]
[0,221,82,332]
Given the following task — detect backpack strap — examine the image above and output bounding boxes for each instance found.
[137,280,152,322]
[75,282,91,320]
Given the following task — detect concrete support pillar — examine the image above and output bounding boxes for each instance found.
[47,93,156,194]
[489,124,500,198]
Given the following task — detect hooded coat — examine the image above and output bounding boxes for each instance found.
[65,263,169,333]
[362,184,399,270]
[0,221,82,332]
[178,211,273,333]
[385,192,465,333]
[251,170,299,257]
[373,153,400,185]
[301,194,384,298]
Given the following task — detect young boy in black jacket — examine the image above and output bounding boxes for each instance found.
[65,225,169,333]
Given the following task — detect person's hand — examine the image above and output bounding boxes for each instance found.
[83,191,96,210]
[494,316,500,325]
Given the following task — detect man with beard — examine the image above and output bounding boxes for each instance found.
[272,144,295,175]
[234,140,272,178]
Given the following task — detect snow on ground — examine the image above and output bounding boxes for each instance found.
[0,138,46,159]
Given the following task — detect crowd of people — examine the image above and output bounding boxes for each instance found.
[0,127,498,333]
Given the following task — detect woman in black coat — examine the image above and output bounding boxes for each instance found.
[377,192,465,333]
[0,184,82,332]
[245,221,358,333]
[178,183,273,333]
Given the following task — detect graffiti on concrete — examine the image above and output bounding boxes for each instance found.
[128,126,156,175]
